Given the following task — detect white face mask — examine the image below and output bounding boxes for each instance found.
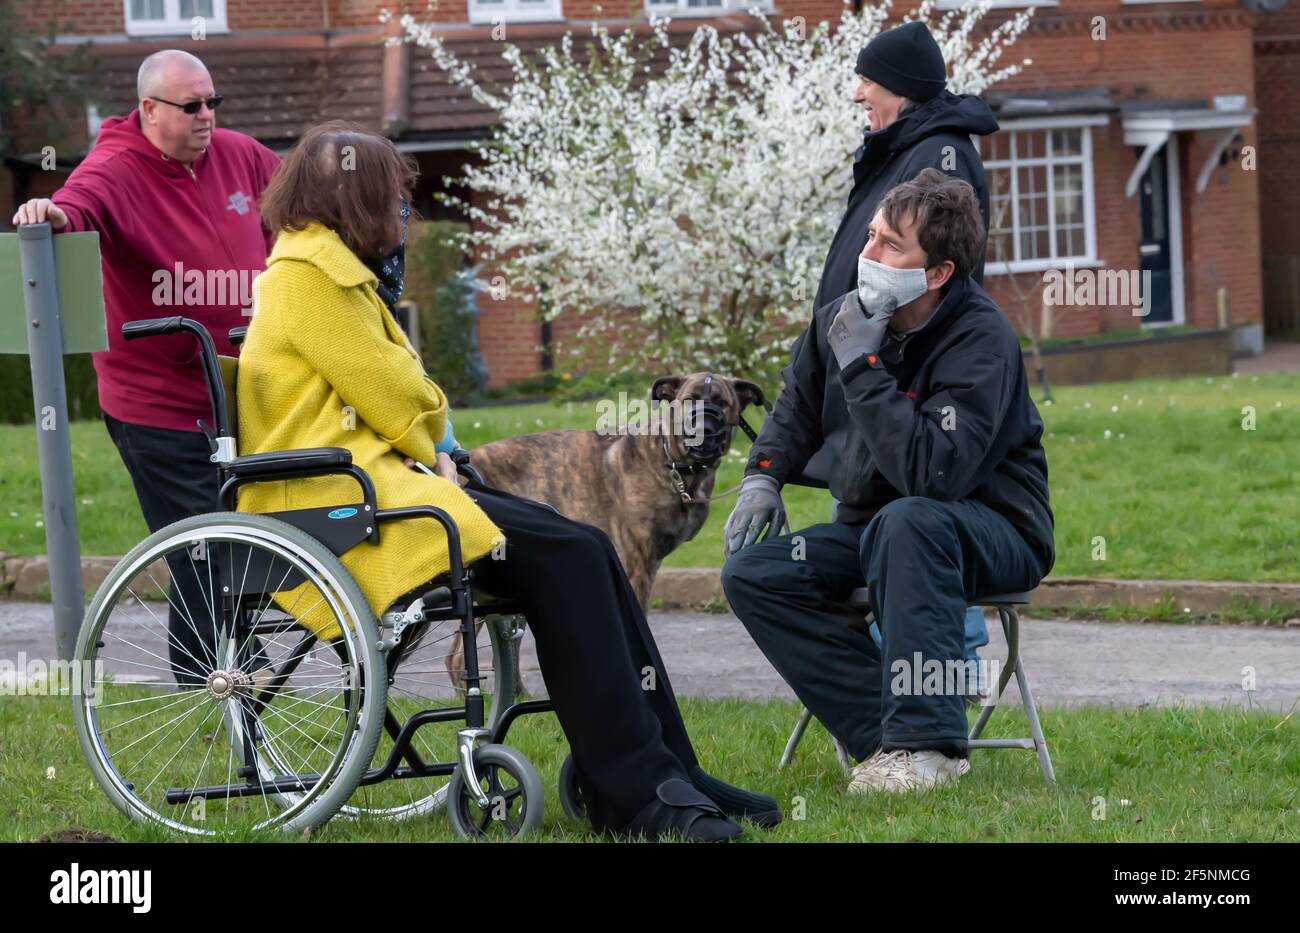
[857,255,929,316]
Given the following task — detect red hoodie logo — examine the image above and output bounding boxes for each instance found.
[226,191,252,215]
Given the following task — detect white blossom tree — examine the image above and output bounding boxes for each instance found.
[390,0,1035,385]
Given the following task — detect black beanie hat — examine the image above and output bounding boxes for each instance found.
[855,22,947,102]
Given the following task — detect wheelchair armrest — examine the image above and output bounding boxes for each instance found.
[220,449,379,543]
[228,448,352,477]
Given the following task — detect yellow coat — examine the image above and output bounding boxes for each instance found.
[236,221,503,639]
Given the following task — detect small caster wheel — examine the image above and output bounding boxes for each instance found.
[558,752,587,822]
[447,744,543,839]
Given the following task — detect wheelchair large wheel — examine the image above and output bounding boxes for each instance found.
[446,744,544,839]
[72,512,387,836]
[340,612,521,821]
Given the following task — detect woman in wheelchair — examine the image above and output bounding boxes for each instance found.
[234,121,776,840]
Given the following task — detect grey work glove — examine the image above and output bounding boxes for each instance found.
[724,473,788,558]
[827,293,892,371]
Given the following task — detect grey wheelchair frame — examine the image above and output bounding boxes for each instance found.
[94,315,573,836]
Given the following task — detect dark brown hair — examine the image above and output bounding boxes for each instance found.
[260,120,418,260]
[877,167,986,281]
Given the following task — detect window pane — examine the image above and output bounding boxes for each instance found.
[1018,197,1046,231]
[988,229,1015,264]
[1051,128,1081,156]
[1017,166,1047,230]
[687,0,724,6]
[1020,228,1049,260]
[1018,129,1044,160]
[1053,163,1081,194]
[180,0,215,15]
[985,131,1008,163]
[989,191,1013,234]
[132,0,166,18]
[1056,225,1085,258]
[987,166,1012,202]
[1052,164,1082,226]
[1018,165,1044,199]
[1053,192,1076,222]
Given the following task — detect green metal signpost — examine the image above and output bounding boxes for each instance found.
[0,223,106,661]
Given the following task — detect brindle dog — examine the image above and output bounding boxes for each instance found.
[445,373,767,687]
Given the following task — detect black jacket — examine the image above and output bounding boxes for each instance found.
[746,276,1055,576]
[813,91,999,311]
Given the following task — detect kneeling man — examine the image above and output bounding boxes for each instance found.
[722,168,1054,793]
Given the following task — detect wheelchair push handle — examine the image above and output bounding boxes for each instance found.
[122,316,187,341]
[120,316,231,444]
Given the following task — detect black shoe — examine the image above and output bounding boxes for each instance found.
[689,765,782,828]
[620,778,744,842]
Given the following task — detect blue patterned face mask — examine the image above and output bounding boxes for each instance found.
[856,254,929,316]
[369,199,410,310]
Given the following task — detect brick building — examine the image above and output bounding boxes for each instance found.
[3,0,1288,387]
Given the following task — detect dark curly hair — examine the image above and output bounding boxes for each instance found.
[877,167,986,281]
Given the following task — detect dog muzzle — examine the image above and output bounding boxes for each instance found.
[680,399,732,464]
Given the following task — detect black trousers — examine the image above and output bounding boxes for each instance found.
[722,495,1046,763]
[103,412,226,687]
[463,479,700,830]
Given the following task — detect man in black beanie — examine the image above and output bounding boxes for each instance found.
[725,21,1004,721]
[813,20,998,310]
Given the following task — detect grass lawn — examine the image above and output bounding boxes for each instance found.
[1,372,1297,580]
[2,693,1295,842]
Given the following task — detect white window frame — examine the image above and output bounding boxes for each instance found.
[980,115,1106,276]
[645,0,774,18]
[124,0,229,37]
[469,0,564,25]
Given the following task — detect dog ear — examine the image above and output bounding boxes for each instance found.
[651,376,685,402]
[731,378,768,412]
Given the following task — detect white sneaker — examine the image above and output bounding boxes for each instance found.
[847,749,965,794]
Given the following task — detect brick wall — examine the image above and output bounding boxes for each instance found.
[10,0,1271,381]
[18,0,124,34]
[967,3,1262,342]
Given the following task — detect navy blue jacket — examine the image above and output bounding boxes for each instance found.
[746,276,1055,576]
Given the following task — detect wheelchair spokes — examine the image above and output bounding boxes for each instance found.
[340,610,519,821]
[73,516,386,836]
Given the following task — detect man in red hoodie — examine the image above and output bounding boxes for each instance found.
[13,49,281,686]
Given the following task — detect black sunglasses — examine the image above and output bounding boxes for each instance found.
[149,93,224,115]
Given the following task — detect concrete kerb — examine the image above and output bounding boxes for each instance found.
[3,551,1298,620]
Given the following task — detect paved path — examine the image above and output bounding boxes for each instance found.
[3,602,1296,711]
[1235,338,1300,375]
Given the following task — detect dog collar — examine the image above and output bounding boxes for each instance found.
[661,436,715,504]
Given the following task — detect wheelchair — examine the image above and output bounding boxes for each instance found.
[72,317,588,838]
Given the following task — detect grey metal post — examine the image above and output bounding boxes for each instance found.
[18,222,85,661]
